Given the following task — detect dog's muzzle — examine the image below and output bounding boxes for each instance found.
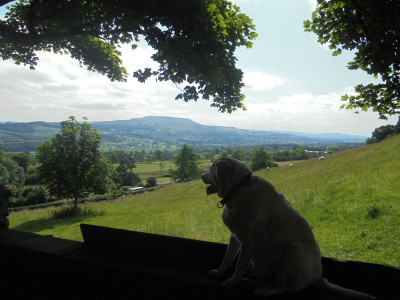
[202,173,218,195]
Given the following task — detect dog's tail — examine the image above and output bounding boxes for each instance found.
[314,278,376,300]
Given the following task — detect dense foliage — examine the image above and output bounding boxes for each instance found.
[0,150,24,204]
[366,118,400,144]
[171,144,201,182]
[114,151,141,186]
[36,117,112,209]
[250,148,273,171]
[304,0,400,119]
[0,0,256,112]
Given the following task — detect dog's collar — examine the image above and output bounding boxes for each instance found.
[217,172,253,208]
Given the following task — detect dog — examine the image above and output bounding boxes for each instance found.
[202,157,375,299]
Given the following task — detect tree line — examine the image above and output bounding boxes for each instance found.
[366,118,400,144]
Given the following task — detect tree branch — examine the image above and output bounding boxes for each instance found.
[0,0,13,8]
[352,0,372,41]
[0,21,143,46]
[27,0,38,36]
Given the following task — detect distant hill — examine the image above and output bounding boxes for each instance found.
[0,116,367,152]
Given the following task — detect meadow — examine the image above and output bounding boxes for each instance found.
[135,159,211,184]
[9,136,400,267]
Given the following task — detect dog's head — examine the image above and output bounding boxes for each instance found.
[202,157,251,198]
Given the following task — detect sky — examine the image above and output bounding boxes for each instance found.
[0,0,398,135]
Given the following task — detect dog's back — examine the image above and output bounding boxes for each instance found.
[227,176,317,243]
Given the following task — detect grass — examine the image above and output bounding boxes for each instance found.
[8,136,400,267]
[134,160,211,184]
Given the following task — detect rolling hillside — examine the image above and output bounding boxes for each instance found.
[0,116,367,152]
[258,135,400,265]
[9,135,400,266]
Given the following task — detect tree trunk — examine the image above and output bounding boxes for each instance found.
[74,195,79,211]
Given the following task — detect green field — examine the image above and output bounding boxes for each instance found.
[134,160,211,184]
[8,136,400,267]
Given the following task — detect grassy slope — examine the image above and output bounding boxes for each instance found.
[9,136,400,266]
[260,135,400,266]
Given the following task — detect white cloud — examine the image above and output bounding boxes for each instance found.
[0,27,397,136]
[0,44,181,122]
[243,71,285,91]
[188,88,398,135]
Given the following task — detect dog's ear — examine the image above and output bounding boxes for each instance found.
[215,158,234,183]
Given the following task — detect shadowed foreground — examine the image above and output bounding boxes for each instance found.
[0,224,399,299]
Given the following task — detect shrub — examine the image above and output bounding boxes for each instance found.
[122,172,141,186]
[146,177,157,187]
[51,206,103,219]
[18,186,47,206]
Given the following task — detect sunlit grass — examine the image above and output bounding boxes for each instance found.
[9,136,400,266]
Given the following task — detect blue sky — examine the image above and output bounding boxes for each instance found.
[0,0,398,135]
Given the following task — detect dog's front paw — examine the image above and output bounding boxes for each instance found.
[208,269,225,278]
[222,277,240,288]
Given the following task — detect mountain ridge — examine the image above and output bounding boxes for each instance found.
[0,116,367,152]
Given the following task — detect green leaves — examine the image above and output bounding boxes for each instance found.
[305,0,400,119]
[0,0,257,113]
[171,144,201,182]
[250,148,272,171]
[37,117,111,207]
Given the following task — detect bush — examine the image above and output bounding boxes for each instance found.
[122,172,141,186]
[13,186,48,207]
[146,177,157,187]
[51,206,103,219]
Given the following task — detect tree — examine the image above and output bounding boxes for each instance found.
[10,152,34,173]
[37,116,111,210]
[171,144,201,182]
[371,125,395,143]
[250,148,272,171]
[304,0,400,119]
[394,117,400,135]
[231,148,245,161]
[113,151,141,186]
[366,118,400,144]
[0,150,25,228]
[0,0,257,113]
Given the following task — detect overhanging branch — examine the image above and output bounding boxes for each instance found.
[0,0,13,8]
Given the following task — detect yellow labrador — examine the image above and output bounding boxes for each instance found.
[202,157,375,299]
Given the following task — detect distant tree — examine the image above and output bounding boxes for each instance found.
[159,161,165,177]
[394,118,400,135]
[162,150,172,161]
[171,144,201,182]
[221,151,229,158]
[304,0,400,119]
[10,152,34,173]
[0,0,256,112]
[0,150,24,228]
[146,154,156,163]
[250,148,273,171]
[232,148,245,160]
[134,151,146,162]
[108,152,119,164]
[154,150,163,160]
[115,151,141,186]
[37,117,112,210]
[370,124,396,143]
[204,152,215,161]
